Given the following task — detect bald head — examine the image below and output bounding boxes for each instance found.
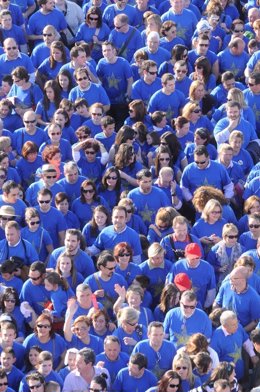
[230,266,248,293]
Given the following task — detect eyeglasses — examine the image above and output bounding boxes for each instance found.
[0,383,8,387]
[129,109,134,113]
[0,175,6,180]
[169,384,180,388]
[176,366,188,370]
[24,120,36,124]
[43,33,53,36]
[77,76,88,82]
[126,209,132,213]
[0,216,14,221]
[4,299,15,303]
[195,160,207,165]
[211,210,221,214]
[29,275,42,281]
[104,265,116,271]
[249,224,260,228]
[45,175,56,179]
[148,70,158,75]
[29,385,42,390]
[29,220,40,225]
[82,189,94,193]
[119,253,131,257]
[233,29,244,33]
[37,324,51,329]
[75,327,88,332]
[85,150,96,155]
[107,176,117,180]
[6,46,17,50]
[92,112,102,116]
[126,320,137,326]
[181,303,196,309]
[176,69,186,73]
[192,109,201,113]
[38,200,51,204]
[115,24,126,29]
[50,132,61,136]
[159,157,170,161]
[89,16,99,20]
[226,235,238,239]
[199,43,209,47]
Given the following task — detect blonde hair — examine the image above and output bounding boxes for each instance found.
[222,223,238,237]
[148,242,164,258]
[172,352,194,384]
[117,306,140,326]
[201,199,222,221]
[0,136,11,151]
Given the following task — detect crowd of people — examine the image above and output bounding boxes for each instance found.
[0,0,260,391]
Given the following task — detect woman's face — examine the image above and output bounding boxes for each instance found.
[208,206,222,223]
[129,107,135,118]
[51,48,62,62]
[194,133,206,145]
[74,321,89,340]
[59,256,72,275]
[150,252,164,266]
[249,201,260,214]
[175,361,189,380]
[166,378,181,392]
[87,13,99,26]
[58,74,69,90]
[159,153,171,167]
[166,26,177,40]
[0,157,8,169]
[44,279,55,292]
[57,199,69,214]
[48,127,61,143]
[177,122,190,136]
[0,105,9,117]
[147,20,158,31]
[190,107,202,122]
[49,152,61,165]
[54,113,66,129]
[82,184,95,202]
[27,215,41,233]
[0,170,6,187]
[194,85,205,100]
[29,348,40,367]
[229,136,242,153]
[89,380,105,392]
[118,249,131,268]
[146,134,153,145]
[27,151,38,163]
[122,319,138,334]
[3,295,16,312]
[224,230,239,247]
[93,315,107,333]
[105,171,118,188]
[127,292,142,308]
[94,211,107,227]
[85,147,97,163]
[36,319,52,339]
[67,352,77,370]
[249,218,260,238]
[45,87,55,101]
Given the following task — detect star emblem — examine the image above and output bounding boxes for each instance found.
[140,203,154,223]
[108,73,121,89]
[228,343,242,363]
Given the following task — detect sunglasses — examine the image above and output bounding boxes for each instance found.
[104,265,115,271]
[4,299,15,303]
[0,216,14,220]
[169,384,180,388]
[226,235,238,239]
[0,383,8,387]
[129,109,134,113]
[37,324,51,329]
[89,16,98,20]
[193,109,201,113]
[45,175,56,179]
[82,189,94,193]
[43,33,53,36]
[199,44,209,47]
[38,200,51,204]
[176,366,187,370]
[148,70,157,75]
[24,120,36,124]
[0,175,6,180]
[119,253,131,257]
[195,160,207,165]
[89,389,103,392]
[6,46,17,50]
[115,24,126,29]
[126,320,137,326]
[181,303,196,309]
[29,220,40,225]
[159,157,170,161]
[126,209,132,213]
[176,69,186,73]
[50,132,61,136]
[77,76,88,82]
[249,224,260,228]
[29,275,42,281]
[29,385,42,390]
[233,29,244,33]
[85,150,96,155]
[107,175,118,180]
[92,113,102,116]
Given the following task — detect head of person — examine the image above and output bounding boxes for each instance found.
[26,372,45,392]
[194,127,211,146]
[179,290,197,318]
[97,251,116,279]
[235,255,256,278]
[72,315,91,340]
[29,261,46,286]
[194,56,212,81]
[142,59,158,83]
[25,207,41,232]
[210,361,236,384]
[0,205,16,229]
[184,243,202,268]
[192,185,226,213]
[37,351,53,377]
[86,6,102,28]
[250,328,260,354]
[64,348,78,371]
[113,242,133,266]
[128,353,147,378]
[24,346,42,372]
[195,34,210,56]
[34,314,54,339]
[89,375,108,392]
[75,125,91,142]
[82,138,100,162]
[43,80,61,106]
[65,229,81,254]
[57,69,74,93]
[159,283,181,314]
[37,188,53,212]
[0,287,19,313]
[4,221,20,246]
[3,38,18,60]
[136,168,153,194]
[21,141,38,163]
[174,60,188,81]
[91,308,110,334]
[76,348,95,374]
[243,195,260,216]
[189,80,205,102]
[220,310,238,334]
[185,332,209,356]
[55,192,70,215]
[11,66,29,88]
[115,125,135,146]
[128,99,146,121]
[201,199,223,223]
[147,31,160,53]
[111,205,127,232]
[161,73,175,95]
[228,37,245,56]
[80,179,97,204]
[125,285,143,309]
[75,283,92,307]
[172,352,194,382]
[248,71,260,94]
[101,167,121,193]
[157,370,182,392]
[117,306,139,334]
[222,223,239,247]
[193,145,210,170]
[221,71,236,91]
[248,212,260,238]
[172,116,190,137]
[145,13,162,33]
[228,130,244,154]
[2,180,19,204]
[230,266,248,293]
[56,252,76,281]
[49,40,66,67]
[248,38,259,55]
[42,25,58,45]
[103,335,121,361]
[114,13,129,33]
[74,68,90,89]
[89,103,104,125]
[41,163,58,189]
[213,379,231,392]
[148,243,165,267]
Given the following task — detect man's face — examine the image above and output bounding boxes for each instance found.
[180,297,197,318]
[197,39,209,55]
[102,44,116,62]
[232,23,244,38]
[128,362,143,378]
[0,377,8,392]
[28,269,44,286]
[76,289,92,305]
[223,318,238,334]
[174,64,187,81]
[144,66,158,83]
[0,353,15,371]
[171,0,184,13]
[104,341,120,361]
[229,137,242,153]
[5,226,19,246]
[249,9,259,25]
[76,72,89,89]
[227,106,240,121]
[163,80,175,94]
[138,176,152,193]
[223,78,235,91]
[23,112,37,132]
[76,355,88,373]
[42,171,57,187]
[43,0,55,12]
[38,360,52,376]
[148,326,164,347]
[115,0,127,8]
[65,233,80,254]
[1,328,16,346]
[65,168,78,184]
[147,36,159,53]
[186,254,200,268]
[5,187,19,204]
[219,149,233,166]
[37,194,52,212]
[112,209,127,231]
[194,153,209,170]
[248,77,260,94]
[103,124,115,136]
[1,15,12,30]
[43,28,55,45]
[230,271,246,292]
[100,260,116,278]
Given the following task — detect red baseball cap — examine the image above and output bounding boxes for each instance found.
[174,273,192,292]
[185,243,202,258]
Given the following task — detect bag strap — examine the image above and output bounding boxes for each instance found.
[94,272,114,303]
[118,28,137,57]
